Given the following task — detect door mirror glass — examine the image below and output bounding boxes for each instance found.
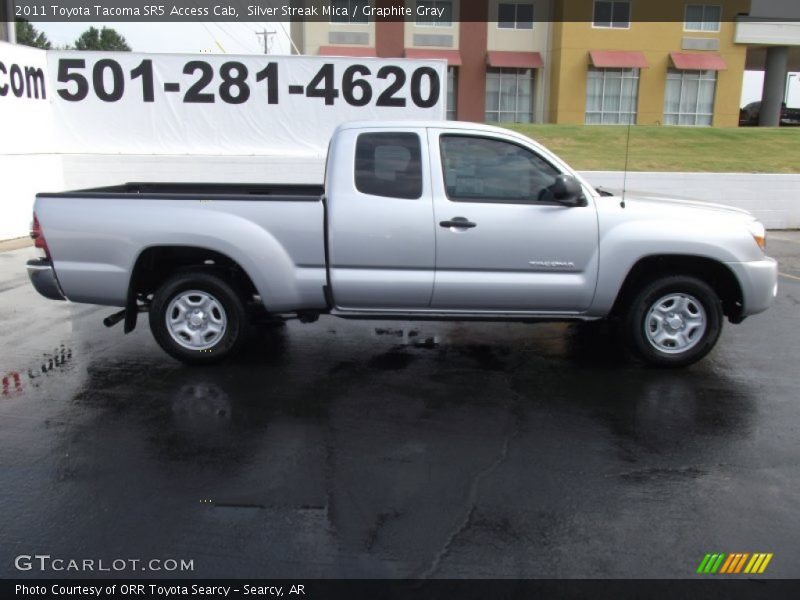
[551,174,585,206]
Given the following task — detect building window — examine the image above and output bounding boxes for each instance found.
[331,0,369,24]
[485,68,534,123]
[585,67,640,124]
[355,133,423,200]
[663,69,717,126]
[684,5,722,32]
[440,136,560,204]
[447,66,458,120]
[416,1,453,27]
[593,1,630,28]
[498,2,534,29]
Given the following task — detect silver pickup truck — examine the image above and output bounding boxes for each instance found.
[28,121,778,367]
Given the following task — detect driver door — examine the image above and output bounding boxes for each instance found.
[429,130,599,313]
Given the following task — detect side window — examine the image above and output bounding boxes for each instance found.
[355,133,423,200]
[593,0,630,28]
[440,135,561,203]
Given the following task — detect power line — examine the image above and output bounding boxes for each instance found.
[211,21,254,54]
[198,21,226,53]
[187,0,250,54]
[277,19,300,55]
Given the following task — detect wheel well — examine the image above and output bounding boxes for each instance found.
[124,246,258,333]
[611,255,744,321]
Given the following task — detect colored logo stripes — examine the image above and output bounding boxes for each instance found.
[697,553,773,574]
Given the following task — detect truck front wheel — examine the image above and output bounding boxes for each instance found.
[149,271,248,365]
[624,275,723,367]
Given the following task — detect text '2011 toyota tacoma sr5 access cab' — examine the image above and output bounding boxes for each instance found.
[28,121,778,367]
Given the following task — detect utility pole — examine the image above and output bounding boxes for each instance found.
[255,28,276,54]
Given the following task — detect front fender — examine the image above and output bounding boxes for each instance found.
[590,217,760,316]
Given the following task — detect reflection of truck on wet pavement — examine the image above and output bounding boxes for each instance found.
[28,121,778,367]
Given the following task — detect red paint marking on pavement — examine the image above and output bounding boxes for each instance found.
[2,372,23,395]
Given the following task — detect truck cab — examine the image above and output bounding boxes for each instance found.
[326,122,597,315]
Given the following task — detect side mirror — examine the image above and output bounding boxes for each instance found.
[551,175,585,207]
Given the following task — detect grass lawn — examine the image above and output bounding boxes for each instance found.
[501,124,800,174]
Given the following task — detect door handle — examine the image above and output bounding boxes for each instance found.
[439,217,477,229]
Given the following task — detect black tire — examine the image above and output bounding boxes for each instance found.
[624,275,723,368]
[149,270,248,365]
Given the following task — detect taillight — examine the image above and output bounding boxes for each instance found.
[30,214,51,259]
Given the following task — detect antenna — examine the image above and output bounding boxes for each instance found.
[620,118,633,209]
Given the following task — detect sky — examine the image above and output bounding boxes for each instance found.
[36,22,800,108]
[38,21,293,56]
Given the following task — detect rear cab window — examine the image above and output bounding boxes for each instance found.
[355,133,423,200]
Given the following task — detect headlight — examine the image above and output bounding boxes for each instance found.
[748,221,766,251]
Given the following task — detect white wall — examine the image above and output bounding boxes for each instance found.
[1,43,445,239]
[1,156,64,239]
[60,155,325,190]
[4,159,800,240]
[0,42,63,239]
[581,171,800,229]
[2,42,799,239]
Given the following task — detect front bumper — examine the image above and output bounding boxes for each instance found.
[27,258,66,301]
[726,257,778,317]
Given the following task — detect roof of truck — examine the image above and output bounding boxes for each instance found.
[336,120,537,147]
[337,120,525,136]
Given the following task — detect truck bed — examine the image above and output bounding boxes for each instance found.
[34,182,328,310]
[38,182,324,202]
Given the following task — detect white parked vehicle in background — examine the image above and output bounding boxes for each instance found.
[28,122,778,367]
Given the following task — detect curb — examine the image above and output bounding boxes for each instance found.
[0,238,33,253]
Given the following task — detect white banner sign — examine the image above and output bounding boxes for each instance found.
[0,41,54,154]
[1,43,446,156]
[0,42,63,239]
[46,51,446,156]
[0,44,445,237]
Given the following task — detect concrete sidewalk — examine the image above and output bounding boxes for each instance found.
[771,231,800,242]
[770,231,800,280]
[0,238,32,252]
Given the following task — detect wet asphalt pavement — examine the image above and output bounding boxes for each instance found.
[1,237,799,580]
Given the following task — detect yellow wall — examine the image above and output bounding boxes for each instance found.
[550,0,750,126]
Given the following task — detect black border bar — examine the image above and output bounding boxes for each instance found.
[5,579,800,599]
[5,0,800,23]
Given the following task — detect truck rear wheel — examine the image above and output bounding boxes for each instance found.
[149,271,248,365]
[624,275,723,367]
